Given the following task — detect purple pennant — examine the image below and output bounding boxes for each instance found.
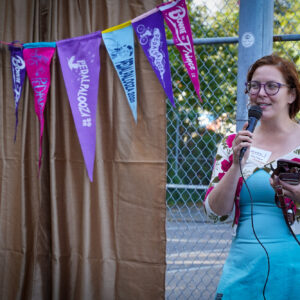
[132,9,175,107]
[9,42,26,142]
[57,32,101,182]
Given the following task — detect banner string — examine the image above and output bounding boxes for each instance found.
[0,41,23,47]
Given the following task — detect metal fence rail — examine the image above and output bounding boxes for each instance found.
[165,0,300,299]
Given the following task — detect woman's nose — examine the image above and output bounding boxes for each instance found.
[258,84,267,96]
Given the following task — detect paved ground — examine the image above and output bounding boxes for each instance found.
[166,207,233,300]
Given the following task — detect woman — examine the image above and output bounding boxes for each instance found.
[204,54,300,300]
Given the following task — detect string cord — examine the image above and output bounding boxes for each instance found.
[0,41,23,47]
[239,161,270,300]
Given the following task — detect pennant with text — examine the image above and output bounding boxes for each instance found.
[23,42,56,169]
[9,42,26,142]
[102,21,137,122]
[57,32,101,182]
[132,8,175,107]
[159,0,202,101]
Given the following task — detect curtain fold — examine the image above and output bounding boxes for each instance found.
[0,0,166,299]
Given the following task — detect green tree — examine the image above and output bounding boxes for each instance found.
[273,0,300,69]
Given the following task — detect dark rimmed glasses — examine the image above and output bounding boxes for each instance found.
[245,81,290,96]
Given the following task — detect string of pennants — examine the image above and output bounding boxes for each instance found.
[3,0,201,182]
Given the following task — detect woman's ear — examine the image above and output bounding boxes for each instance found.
[289,88,296,104]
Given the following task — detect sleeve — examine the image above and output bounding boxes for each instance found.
[204,133,236,223]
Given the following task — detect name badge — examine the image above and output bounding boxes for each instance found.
[249,147,272,164]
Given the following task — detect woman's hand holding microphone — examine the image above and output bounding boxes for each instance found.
[232,122,254,166]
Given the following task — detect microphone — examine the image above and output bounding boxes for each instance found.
[239,105,262,162]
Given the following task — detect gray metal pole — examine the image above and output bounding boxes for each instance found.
[236,0,274,131]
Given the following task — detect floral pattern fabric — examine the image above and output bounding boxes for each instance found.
[204,133,300,233]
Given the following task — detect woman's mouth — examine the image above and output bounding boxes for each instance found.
[258,103,271,109]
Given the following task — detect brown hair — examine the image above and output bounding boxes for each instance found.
[246,54,300,119]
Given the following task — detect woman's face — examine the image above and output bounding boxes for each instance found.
[249,65,295,121]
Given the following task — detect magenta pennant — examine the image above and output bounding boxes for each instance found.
[23,42,56,169]
[57,32,101,182]
[159,0,202,101]
[9,42,26,142]
[132,9,175,107]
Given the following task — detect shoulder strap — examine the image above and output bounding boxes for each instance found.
[275,185,300,245]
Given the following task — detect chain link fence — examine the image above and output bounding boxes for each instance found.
[165,0,300,299]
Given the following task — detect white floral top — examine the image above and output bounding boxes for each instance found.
[204,133,300,234]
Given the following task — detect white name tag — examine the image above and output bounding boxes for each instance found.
[249,147,272,164]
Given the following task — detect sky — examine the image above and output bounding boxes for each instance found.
[193,0,224,14]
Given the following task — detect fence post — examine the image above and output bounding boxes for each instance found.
[236,0,274,131]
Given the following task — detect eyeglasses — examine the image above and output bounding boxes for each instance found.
[245,81,290,96]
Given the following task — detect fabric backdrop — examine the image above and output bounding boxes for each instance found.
[0,0,166,299]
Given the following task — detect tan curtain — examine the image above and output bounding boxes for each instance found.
[0,0,166,299]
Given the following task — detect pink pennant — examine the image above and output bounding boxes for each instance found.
[23,43,56,170]
[159,0,202,101]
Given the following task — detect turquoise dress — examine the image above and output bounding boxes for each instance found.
[215,169,300,300]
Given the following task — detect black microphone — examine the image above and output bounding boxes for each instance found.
[239,105,262,162]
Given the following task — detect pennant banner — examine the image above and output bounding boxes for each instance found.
[9,42,26,142]
[159,0,202,101]
[132,9,175,107]
[57,31,101,182]
[23,42,56,169]
[3,2,200,181]
[102,21,137,122]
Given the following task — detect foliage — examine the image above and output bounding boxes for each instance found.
[273,1,300,68]
[271,0,300,118]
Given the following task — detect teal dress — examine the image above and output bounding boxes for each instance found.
[215,169,300,300]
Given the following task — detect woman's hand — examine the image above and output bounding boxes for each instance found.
[270,175,300,203]
[232,122,253,166]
